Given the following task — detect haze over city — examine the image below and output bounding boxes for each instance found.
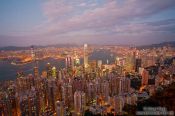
[0,0,175,46]
[0,1,175,115]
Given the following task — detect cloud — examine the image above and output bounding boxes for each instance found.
[1,0,175,46]
[43,0,73,21]
[114,19,175,34]
[39,0,175,36]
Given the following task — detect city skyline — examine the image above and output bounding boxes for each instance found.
[0,0,175,46]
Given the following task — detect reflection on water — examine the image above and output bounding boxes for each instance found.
[0,50,115,81]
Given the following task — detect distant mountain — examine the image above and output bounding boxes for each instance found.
[0,44,82,51]
[0,41,175,51]
[0,46,30,51]
[137,41,175,49]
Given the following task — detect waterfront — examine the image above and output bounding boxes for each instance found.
[0,49,115,81]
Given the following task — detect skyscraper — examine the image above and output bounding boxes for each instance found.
[84,44,88,69]
[135,58,142,73]
[114,96,124,113]
[52,66,57,78]
[56,101,64,116]
[31,46,35,61]
[65,56,73,69]
[74,91,86,114]
[34,66,39,77]
[62,83,73,108]
[46,63,52,78]
[141,69,149,86]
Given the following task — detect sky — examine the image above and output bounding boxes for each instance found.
[0,0,175,47]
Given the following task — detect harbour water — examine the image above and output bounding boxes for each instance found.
[0,49,116,81]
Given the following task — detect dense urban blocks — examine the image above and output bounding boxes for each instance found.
[0,45,175,115]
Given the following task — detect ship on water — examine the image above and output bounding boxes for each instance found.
[11,57,33,66]
[11,60,33,66]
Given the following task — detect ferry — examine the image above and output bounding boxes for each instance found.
[11,60,33,66]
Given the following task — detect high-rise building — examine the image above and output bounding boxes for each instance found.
[56,101,64,116]
[124,94,131,105]
[74,91,86,114]
[74,52,80,67]
[101,81,109,102]
[52,66,57,78]
[131,93,137,105]
[141,69,149,86]
[31,46,35,61]
[62,83,73,108]
[123,77,131,93]
[87,82,97,104]
[84,44,88,69]
[46,63,52,78]
[41,71,47,78]
[97,60,102,68]
[34,66,39,77]
[48,84,56,111]
[65,56,73,69]
[114,96,124,113]
[135,58,142,73]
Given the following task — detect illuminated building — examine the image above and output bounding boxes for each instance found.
[141,69,149,86]
[125,51,136,72]
[62,83,73,108]
[65,56,73,69]
[139,67,144,75]
[28,95,39,116]
[97,60,102,68]
[56,101,64,116]
[31,46,35,60]
[52,66,57,78]
[123,77,131,93]
[34,66,39,77]
[84,44,88,69]
[114,96,124,113]
[116,57,120,65]
[89,60,97,68]
[46,63,52,78]
[20,96,29,115]
[17,71,25,78]
[131,93,137,105]
[74,91,86,114]
[0,97,13,116]
[41,71,47,78]
[58,70,63,80]
[101,81,109,102]
[74,53,80,67]
[148,86,156,96]
[109,76,131,96]
[173,58,175,65]
[124,94,131,105]
[135,58,142,73]
[87,82,97,104]
[48,80,56,111]
[109,76,118,96]
[75,58,80,67]
[72,77,83,93]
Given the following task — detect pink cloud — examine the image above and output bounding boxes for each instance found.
[43,0,73,21]
[34,0,175,39]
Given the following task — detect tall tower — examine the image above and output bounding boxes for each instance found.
[141,69,149,86]
[65,56,73,69]
[74,91,86,114]
[52,66,57,78]
[31,46,39,77]
[56,101,64,116]
[84,44,88,68]
[46,63,52,78]
[34,67,39,77]
[31,46,35,61]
